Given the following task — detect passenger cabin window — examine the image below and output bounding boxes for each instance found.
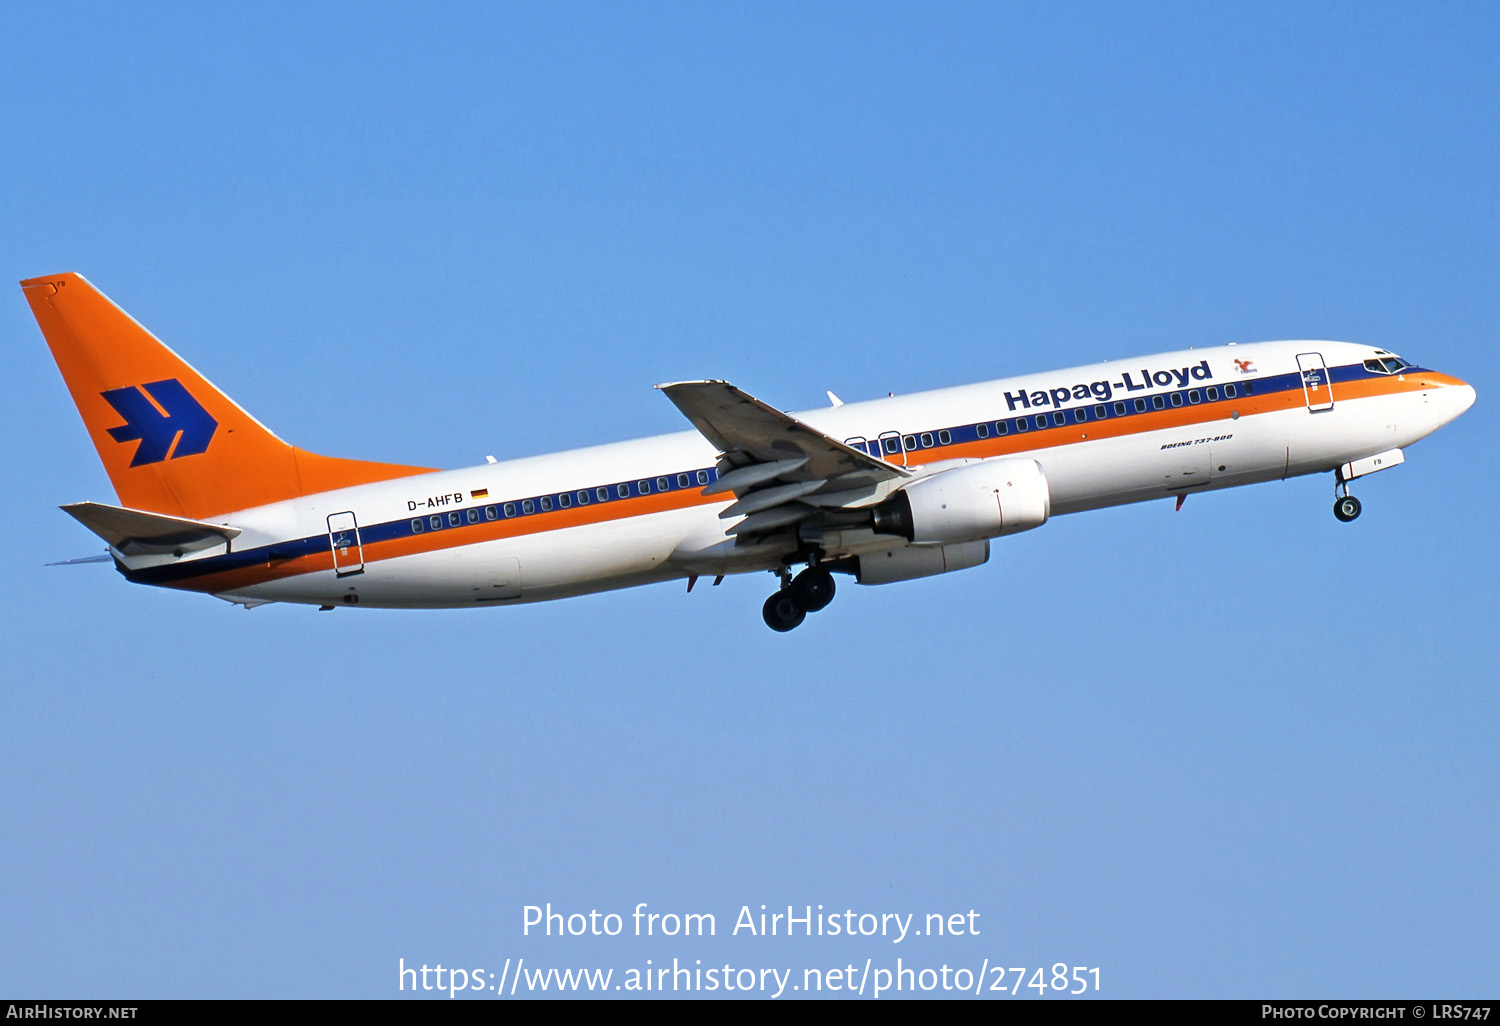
[1134,398,1147,413]
[577,490,589,504]
[903,435,917,450]
[620,483,632,497]
[995,421,1008,435]
[1015,418,1028,432]
[678,474,690,487]
[1188,390,1200,404]
[596,487,610,502]
[1225,384,1238,398]
[919,432,934,448]
[883,437,901,454]
[449,511,462,527]
[976,423,989,438]
[1034,415,1048,430]
[503,503,516,517]
[468,508,480,522]
[1206,386,1219,401]
[430,515,442,530]
[1170,392,1183,407]
[1113,401,1126,416]
[938,429,951,445]
[695,471,708,485]
[1093,405,1107,419]
[521,500,534,515]
[411,519,424,533]
[558,493,570,508]
[1152,395,1166,410]
[656,477,669,491]
[539,497,552,512]
[485,506,497,520]
[1052,411,1066,426]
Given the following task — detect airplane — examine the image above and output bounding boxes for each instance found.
[23,272,1475,631]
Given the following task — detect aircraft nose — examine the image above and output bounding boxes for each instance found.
[1436,377,1476,425]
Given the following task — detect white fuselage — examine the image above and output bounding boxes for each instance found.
[122,339,1473,608]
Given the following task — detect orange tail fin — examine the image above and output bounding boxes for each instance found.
[22,273,433,520]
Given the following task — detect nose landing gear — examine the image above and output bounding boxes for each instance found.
[761,564,838,631]
[1333,476,1362,522]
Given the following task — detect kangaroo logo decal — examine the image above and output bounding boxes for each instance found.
[100,379,218,467]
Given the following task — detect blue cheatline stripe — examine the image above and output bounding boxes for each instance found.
[125,359,1412,588]
[123,465,725,585]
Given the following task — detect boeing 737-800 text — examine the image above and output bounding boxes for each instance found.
[24,273,1475,630]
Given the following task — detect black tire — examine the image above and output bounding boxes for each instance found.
[762,591,806,632]
[1334,495,1362,522]
[791,566,836,613]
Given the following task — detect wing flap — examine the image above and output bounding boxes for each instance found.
[657,379,907,543]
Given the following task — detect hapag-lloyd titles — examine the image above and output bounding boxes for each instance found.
[1004,358,1216,410]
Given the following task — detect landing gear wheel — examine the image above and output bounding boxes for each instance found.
[791,566,836,612]
[762,591,807,632]
[1334,495,1362,522]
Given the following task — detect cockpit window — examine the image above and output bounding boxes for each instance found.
[1364,356,1411,375]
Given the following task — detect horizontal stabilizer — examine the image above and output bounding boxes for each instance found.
[62,501,241,557]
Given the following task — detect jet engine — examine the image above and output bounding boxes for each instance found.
[854,539,990,585]
[870,458,1051,544]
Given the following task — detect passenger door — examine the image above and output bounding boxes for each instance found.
[327,511,365,576]
[1297,352,1334,412]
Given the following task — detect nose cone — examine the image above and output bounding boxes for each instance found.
[1436,377,1476,427]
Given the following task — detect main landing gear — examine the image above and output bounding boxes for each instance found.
[1333,476,1362,523]
[761,564,837,632]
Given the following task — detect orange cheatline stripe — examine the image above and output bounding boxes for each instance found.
[153,486,729,594]
[149,375,1440,595]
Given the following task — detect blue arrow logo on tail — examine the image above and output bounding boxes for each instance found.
[100,379,218,467]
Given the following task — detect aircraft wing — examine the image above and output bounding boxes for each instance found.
[657,380,907,536]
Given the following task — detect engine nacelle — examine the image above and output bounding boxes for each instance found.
[855,539,990,585]
[871,458,1051,545]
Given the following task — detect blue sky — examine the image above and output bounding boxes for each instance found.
[1,1,1495,999]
